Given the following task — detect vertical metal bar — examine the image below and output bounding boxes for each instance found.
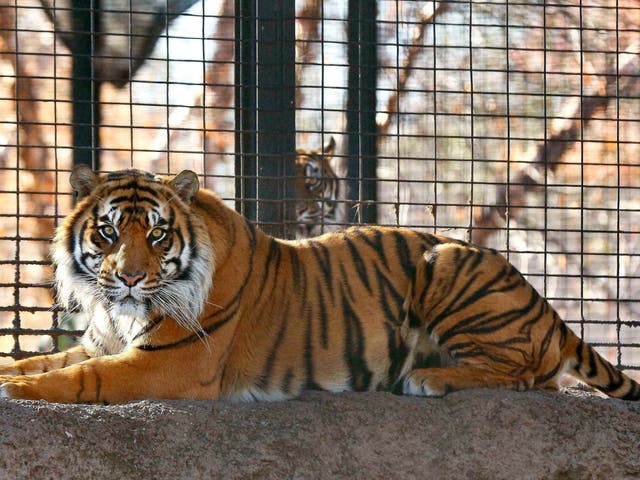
[346,0,360,222]
[614,1,622,367]
[234,0,257,219]
[235,0,296,238]
[256,0,296,238]
[71,0,101,170]
[346,0,377,224]
[359,0,377,224]
[12,0,21,357]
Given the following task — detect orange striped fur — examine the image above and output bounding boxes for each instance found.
[0,166,637,403]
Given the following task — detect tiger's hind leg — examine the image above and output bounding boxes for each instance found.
[403,365,534,397]
[404,242,549,396]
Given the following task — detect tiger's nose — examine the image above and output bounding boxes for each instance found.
[116,271,146,287]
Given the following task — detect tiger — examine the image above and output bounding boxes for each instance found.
[0,165,638,403]
[294,136,348,239]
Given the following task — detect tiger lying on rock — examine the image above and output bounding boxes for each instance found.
[0,166,637,403]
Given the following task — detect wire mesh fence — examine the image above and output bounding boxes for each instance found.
[0,0,639,373]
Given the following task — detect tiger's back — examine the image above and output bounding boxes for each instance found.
[0,166,637,403]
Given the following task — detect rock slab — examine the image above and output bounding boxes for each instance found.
[0,389,639,479]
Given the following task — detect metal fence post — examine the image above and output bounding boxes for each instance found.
[234,0,296,238]
[346,0,377,224]
[71,0,101,171]
[234,0,257,218]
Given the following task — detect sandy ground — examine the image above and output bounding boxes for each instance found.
[0,387,638,480]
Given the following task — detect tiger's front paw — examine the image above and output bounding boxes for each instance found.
[0,376,33,400]
[0,382,17,399]
[402,373,444,397]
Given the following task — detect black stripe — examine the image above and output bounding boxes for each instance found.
[437,311,490,345]
[454,341,527,370]
[105,170,155,182]
[534,361,562,385]
[558,314,568,349]
[137,309,235,352]
[245,218,257,249]
[585,343,598,378]
[428,262,516,335]
[68,220,85,268]
[375,265,409,324]
[341,288,372,391]
[309,242,335,303]
[443,340,477,355]
[345,237,372,293]
[373,264,405,327]
[186,212,198,257]
[385,323,409,389]
[417,232,441,248]
[310,242,333,282]
[281,369,295,394]
[289,248,306,301]
[338,262,355,302]
[574,339,584,373]
[440,288,541,343]
[598,358,623,393]
[304,296,322,391]
[261,239,282,286]
[391,230,415,277]
[173,214,186,253]
[351,228,389,270]
[132,315,166,342]
[112,195,160,208]
[257,304,289,390]
[72,220,94,276]
[316,279,329,348]
[75,364,85,402]
[621,381,640,400]
[425,269,481,335]
[407,307,422,329]
[534,305,559,368]
[472,306,535,340]
[108,181,162,198]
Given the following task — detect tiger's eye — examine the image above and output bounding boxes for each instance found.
[99,225,115,237]
[97,224,118,243]
[150,227,166,241]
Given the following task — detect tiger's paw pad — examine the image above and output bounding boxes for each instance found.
[402,376,444,397]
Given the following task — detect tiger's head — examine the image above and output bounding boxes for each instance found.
[294,136,341,237]
[52,166,213,333]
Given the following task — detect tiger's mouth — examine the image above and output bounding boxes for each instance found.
[109,295,150,318]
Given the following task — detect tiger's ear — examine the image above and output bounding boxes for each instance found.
[70,164,99,199]
[323,136,336,157]
[170,170,199,204]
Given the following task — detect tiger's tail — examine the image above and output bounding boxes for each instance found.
[563,327,639,400]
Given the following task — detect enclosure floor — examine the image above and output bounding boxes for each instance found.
[1,388,639,479]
